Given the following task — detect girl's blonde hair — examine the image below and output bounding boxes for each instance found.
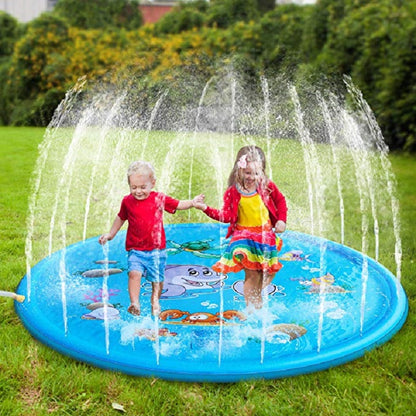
[127,160,156,182]
[228,145,268,189]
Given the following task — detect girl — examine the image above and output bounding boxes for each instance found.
[194,146,287,310]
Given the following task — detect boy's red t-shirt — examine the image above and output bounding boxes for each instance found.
[117,192,179,251]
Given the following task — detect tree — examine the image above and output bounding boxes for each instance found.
[53,0,142,30]
[259,5,310,70]
[375,7,416,151]
[9,14,70,99]
[256,0,276,14]
[7,14,70,124]
[0,11,22,124]
[207,0,259,28]
[0,12,21,58]
[154,1,207,34]
[313,0,416,150]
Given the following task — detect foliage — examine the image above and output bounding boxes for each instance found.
[316,0,416,150]
[0,61,12,124]
[154,1,207,35]
[0,12,23,125]
[1,0,416,150]
[9,14,70,98]
[0,12,22,58]
[5,14,70,125]
[258,4,311,70]
[375,3,416,152]
[300,3,332,62]
[256,0,276,14]
[207,0,259,28]
[154,0,272,34]
[53,0,143,30]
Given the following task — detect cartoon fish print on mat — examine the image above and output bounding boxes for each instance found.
[279,249,311,262]
[81,302,120,320]
[297,273,349,294]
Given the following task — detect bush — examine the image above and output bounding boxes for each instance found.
[0,60,13,125]
[0,12,22,58]
[53,0,143,30]
[155,7,206,35]
[207,0,259,28]
[8,14,70,100]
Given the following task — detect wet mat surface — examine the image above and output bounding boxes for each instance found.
[16,223,408,382]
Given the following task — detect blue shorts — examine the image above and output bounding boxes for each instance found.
[127,249,167,283]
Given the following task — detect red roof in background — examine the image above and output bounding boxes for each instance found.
[139,5,174,24]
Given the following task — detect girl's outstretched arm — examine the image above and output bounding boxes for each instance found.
[195,188,236,224]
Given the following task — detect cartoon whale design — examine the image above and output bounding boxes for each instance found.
[156,264,227,299]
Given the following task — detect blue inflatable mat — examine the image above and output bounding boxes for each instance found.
[15,223,408,382]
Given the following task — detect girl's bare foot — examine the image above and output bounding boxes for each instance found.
[262,273,275,290]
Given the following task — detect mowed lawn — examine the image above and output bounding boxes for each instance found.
[0,127,415,416]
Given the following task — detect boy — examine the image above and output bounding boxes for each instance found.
[99,161,202,316]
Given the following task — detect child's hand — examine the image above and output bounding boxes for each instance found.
[98,233,111,245]
[275,220,286,233]
[193,194,204,203]
[193,194,207,211]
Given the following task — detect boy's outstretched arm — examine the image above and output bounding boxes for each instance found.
[99,215,125,245]
[176,194,205,210]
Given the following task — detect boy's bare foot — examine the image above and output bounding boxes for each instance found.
[127,304,140,316]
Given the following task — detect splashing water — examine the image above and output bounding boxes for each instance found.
[25,77,87,301]
[316,92,345,245]
[344,77,402,281]
[24,70,402,361]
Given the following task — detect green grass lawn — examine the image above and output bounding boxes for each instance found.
[0,127,415,415]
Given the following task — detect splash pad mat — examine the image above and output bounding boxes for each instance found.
[15,223,407,382]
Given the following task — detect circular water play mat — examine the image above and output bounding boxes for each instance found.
[15,223,408,382]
